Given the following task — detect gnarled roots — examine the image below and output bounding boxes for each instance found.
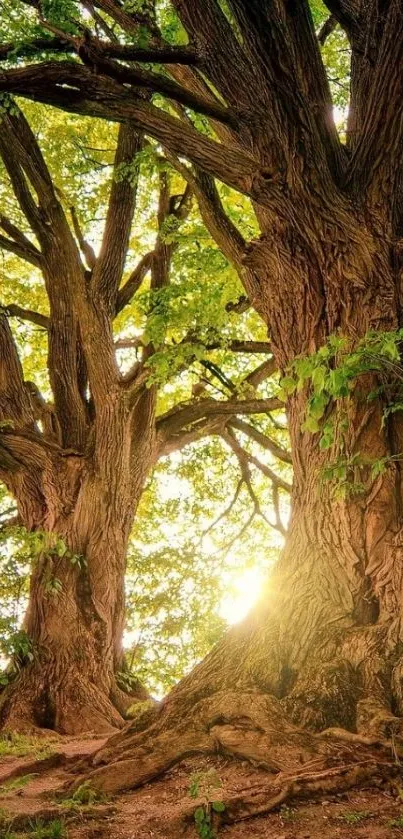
[65,686,403,826]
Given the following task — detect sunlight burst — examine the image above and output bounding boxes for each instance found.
[219,567,265,625]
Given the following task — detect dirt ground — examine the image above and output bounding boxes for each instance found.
[1,736,403,838]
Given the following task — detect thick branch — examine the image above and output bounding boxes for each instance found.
[0,63,260,199]
[229,417,291,464]
[157,396,283,439]
[0,233,42,267]
[91,124,142,314]
[78,42,236,126]
[171,0,255,111]
[0,314,34,428]
[0,36,198,65]
[4,304,49,330]
[346,2,403,203]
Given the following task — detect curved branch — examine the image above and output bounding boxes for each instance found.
[157,396,283,439]
[0,64,260,198]
[115,252,153,314]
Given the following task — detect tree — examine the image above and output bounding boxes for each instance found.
[1,0,403,815]
[0,91,288,733]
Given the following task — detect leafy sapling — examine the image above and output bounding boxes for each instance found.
[188,769,225,838]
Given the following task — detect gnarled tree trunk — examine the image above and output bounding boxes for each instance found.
[0,328,156,733]
[72,216,403,799]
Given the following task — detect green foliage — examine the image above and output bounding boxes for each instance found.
[124,436,284,695]
[7,819,67,839]
[0,40,286,697]
[279,804,297,823]
[63,782,106,807]
[280,330,403,495]
[389,815,403,828]
[0,95,19,119]
[337,810,371,825]
[41,0,80,34]
[189,770,225,839]
[0,629,34,675]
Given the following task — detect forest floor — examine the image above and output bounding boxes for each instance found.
[0,734,403,839]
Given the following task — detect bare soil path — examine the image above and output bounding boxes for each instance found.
[1,737,403,838]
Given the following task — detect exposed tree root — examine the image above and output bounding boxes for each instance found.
[62,686,403,834]
[220,759,400,823]
[0,752,66,785]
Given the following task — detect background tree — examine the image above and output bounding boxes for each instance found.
[0,92,288,732]
[2,0,403,814]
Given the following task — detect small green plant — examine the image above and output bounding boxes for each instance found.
[389,815,403,829]
[26,818,66,838]
[188,769,225,838]
[44,576,63,599]
[1,630,35,671]
[279,804,297,822]
[61,781,106,808]
[338,810,371,825]
[278,330,403,497]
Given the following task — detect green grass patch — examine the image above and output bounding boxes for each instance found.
[0,734,57,760]
[1,818,67,838]
[0,774,38,793]
[337,810,371,825]
[389,815,403,829]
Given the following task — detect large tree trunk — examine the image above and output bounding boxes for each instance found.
[0,395,155,735]
[71,379,403,800]
[69,220,403,799]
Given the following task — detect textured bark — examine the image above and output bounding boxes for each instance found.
[2,0,403,809]
[0,396,155,734]
[65,180,403,796]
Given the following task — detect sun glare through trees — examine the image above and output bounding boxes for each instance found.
[1,0,403,835]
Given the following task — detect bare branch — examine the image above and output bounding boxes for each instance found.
[70,206,97,269]
[318,15,338,45]
[116,252,153,314]
[4,304,49,330]
[243,358,277,389]
[0,64,260,199]
[229,417,291,464]
[223,424,291,495]
[222,427,287,534]
[157,395,283,439]
[0,233,42,267]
